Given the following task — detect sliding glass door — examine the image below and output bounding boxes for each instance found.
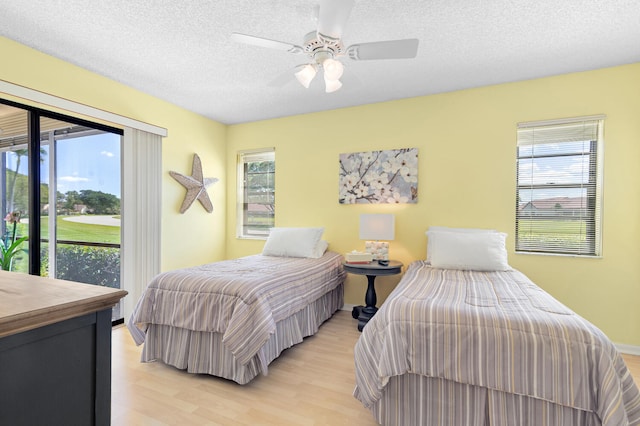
[0,100,124,321]
[40,117,123,320]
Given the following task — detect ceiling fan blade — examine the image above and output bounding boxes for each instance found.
[346,39,420,60]
[231,32,302,53]
[317,0,355,39]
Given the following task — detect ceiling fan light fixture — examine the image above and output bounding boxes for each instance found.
[324,77,342,93]
[295,64,317,88]
[232,1,420,96]
[322,58,344,80]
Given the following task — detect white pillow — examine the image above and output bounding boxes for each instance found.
[427,226,497,234]
[262,227,325,258]
[310,240,329,258]
[426,226,497,263]
[426,230,510,271]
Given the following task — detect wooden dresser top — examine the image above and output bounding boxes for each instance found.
[0,271,127,338]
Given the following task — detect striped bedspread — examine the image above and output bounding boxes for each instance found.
[129,252,346,367]
[354,261,640,425]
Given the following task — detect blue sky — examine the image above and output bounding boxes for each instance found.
[7,132,122,198]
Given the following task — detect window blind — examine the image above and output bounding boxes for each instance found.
[515,116,604,256]
[122,127,162,320]
[236,148,275,238]
[240,149,275,163]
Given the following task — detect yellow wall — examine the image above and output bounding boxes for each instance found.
[227,63,640,347]
[0,37,227,270]
[3,36,639,347]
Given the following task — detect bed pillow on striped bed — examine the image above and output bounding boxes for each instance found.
[262,227,325,258]
[426,228,510,271]
[425,226,497,263]
[311,240,329,258]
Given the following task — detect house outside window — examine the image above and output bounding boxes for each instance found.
[515,116,604,256]
[236,148,275,239]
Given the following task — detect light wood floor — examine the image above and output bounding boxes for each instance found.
[112,311,379,425]
[112,311,640,425]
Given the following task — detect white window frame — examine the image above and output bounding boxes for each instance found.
[515,115,605,257]
[236,148,275,239]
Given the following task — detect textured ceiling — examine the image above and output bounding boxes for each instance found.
[1,0,639,125]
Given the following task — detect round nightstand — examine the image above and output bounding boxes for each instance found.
[343,260,403,331]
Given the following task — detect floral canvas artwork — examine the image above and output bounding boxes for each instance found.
[339,148,418,204]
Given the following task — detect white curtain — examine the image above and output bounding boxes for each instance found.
[122,127,162,320]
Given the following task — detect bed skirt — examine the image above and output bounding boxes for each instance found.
[139,283,344,384]
[370,373,601,426]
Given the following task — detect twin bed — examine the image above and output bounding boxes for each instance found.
[128,225,640,425]
[128,227,345,384]
[354,227,640,425]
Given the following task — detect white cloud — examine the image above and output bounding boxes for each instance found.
[59,176,89,183]
[101,151,114,157]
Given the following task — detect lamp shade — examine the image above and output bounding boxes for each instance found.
[295,64,317,88]
[359,214,395,241]
[324,77,342,93]
[323,58,344,80]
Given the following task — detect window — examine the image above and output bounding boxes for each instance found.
[1,90,163,326]
[516,116,604,256]
[42,119,123,320]
[237,148,275,238]
[0,99,124,322]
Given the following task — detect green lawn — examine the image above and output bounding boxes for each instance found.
[12,216,121,244]
[44,216,121,244]
[7,216,120,274]
[517,219,590,253]
[517,219,587,236]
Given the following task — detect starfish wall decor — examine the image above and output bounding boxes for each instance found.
[169,153,219,213]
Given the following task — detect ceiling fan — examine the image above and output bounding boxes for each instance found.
[231,0,419,93]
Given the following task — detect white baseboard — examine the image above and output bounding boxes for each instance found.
[341,303,357,312]
[616,343,640,356]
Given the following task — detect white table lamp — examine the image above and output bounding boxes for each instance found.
[359,214,395,261]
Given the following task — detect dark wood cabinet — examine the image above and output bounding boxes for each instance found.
[0,271,126,426]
